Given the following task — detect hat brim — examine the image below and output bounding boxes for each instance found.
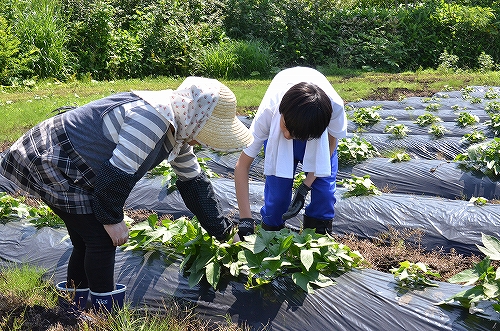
[195,116,254,152]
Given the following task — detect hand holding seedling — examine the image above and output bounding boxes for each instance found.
[282,182,311,220]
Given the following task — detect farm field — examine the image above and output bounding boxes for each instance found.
[1,73,500,330]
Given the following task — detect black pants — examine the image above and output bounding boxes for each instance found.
[52,207,116,293]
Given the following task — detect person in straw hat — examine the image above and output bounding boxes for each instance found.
[0,76,253,313]
[235,67,347,236]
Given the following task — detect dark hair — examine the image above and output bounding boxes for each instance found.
[279,82,333,140]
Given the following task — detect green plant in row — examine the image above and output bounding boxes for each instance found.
[442,233,500,313]
[0,192,63,228]
[461,130,487,145]
[452,104,467,112]
[384,123,410,139]
[125,214,364,293]
[350,106,382,127]
[484,88,500,100]
[147,157,219,193]
[425,103,441,112]
[485,113,500,136]
[337,134,380,167]
[0,192,28,223]
[390,261,440,289]
[455,112,480,128]
[485,101,500,113]
[389,152,411,163]
[239,227,364,293]
[455,138,500,181]
[469,196,488,206]
[414,113,442,127]
[337,174,381,198]
[428,124,449,138]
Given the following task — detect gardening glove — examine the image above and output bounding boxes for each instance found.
[237,218,255,241]
[282,183,311,220]
[176,171,234,241]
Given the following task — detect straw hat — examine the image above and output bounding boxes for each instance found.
[195,82,253,152]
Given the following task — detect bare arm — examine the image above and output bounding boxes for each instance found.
[234,152,255,219]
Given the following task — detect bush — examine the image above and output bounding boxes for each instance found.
[10,0,73,80]
[107,29,143,79]
[193,39,276,79]
[333,8,405,71]
[431,1,498,69]
[64,0,115,80]
[0,16,32,85]
[133,0,226,77]
[1,0,500,81]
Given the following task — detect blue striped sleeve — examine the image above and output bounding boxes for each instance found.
[103,100,170,174]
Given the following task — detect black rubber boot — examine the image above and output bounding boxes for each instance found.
[303,214,333,235]
[261,222,285,231]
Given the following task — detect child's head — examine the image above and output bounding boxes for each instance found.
[279,82,332,140]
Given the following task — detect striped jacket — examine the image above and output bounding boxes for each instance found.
[0,92,200,219]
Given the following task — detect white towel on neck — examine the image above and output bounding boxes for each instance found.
[263,113,331,179]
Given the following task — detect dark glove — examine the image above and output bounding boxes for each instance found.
[282,183,311,220]
[176,172,234,241]
[238,218,255,240]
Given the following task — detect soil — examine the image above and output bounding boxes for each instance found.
[366,86,439,101]
[0,86,484,330]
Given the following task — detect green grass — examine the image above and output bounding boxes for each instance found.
[0,264,248,331]
[0,264,56,307]
[1,69,500,145]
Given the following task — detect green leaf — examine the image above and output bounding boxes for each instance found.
[301,249,315,271]
[205,261,221,289]
[229,261,241,277]
[478,233,500,260]
[253,232,274,254]
[242,249,264,267]
[188,268,204,288]
[194,250,215,270]
[442,285,484,308]
[448,268,480,285]
[483,281,500,299]
[261,256,282,274]
[415,262,427,272]
[310,273,335,288]
[147,214,159,228]
[292,272,314,293]
[278,234,294,255]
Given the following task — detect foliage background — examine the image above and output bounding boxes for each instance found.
[0,0,499,85]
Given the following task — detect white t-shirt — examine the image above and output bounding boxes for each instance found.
[244,66,347,158]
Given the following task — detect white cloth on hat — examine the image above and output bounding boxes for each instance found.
[133,77,219,161]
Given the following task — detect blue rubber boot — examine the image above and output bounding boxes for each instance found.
[90,284,126,313]
[56,281,89,312]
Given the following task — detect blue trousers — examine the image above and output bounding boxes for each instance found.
[261,139,338,227]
